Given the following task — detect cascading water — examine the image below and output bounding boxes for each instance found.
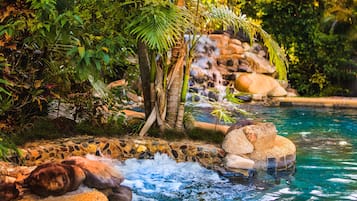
[114,153,256,201]
[186,35,230,103]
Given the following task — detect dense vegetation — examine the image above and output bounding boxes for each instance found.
[240,0,357,96]
[0,0,356,159]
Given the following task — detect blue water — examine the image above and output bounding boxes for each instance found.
[119,105,357,200]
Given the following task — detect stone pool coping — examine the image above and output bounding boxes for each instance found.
[271,97,357,108]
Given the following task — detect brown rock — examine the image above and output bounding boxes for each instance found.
[0,183,20,201]
[20,189,108,201]
[235,73,252,92]
[245,52,276,74]
[107,185,132,201]
[226,120,255,134]
[222,129,254,155]
[224,154,255,170]
[248,135,296,169]
[234,73,287,97]
[62,156,124,189]
[227,43,244,55]
[243,123,277,151]
[25,163,85,197]
[268,85,289,97]
[229,39,242,46]
[208,34,230,48]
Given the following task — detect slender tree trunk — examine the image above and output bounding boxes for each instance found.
[137,40,152,119]
[166,39,185,128]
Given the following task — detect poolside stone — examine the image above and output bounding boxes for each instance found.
[25,163,86,197]
[19,189,108,201]
[243,122,277,151]
[222,129,254,154]
[248,135,296,169]
[234,73,287,97]
[224,154,255,170]
[61,156,124,189]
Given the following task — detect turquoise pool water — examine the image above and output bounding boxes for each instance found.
[122,105,357,200]
[197,105,357,200]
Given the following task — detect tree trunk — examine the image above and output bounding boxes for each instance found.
[166,40,185,128]
[137,40,152,119]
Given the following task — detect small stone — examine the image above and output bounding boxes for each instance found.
[136,145,147,153]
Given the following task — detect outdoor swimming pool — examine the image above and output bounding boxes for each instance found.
[119,105,357,200]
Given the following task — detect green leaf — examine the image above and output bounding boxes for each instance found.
[78,46,85,59]
[103,53,110,64]
[73,15,83,24]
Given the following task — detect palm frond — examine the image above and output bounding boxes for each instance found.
[207,6,288,80]
[126,3,191,53]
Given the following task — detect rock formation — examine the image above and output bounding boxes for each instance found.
[188,33,294,103]
[222,122,296,171]
[62,156,124,189]
[1,156,132,201]
[25,163,86,197]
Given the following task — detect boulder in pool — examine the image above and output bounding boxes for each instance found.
[222,122,296,171]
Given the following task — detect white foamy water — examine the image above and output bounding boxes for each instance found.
[113,153,254,201]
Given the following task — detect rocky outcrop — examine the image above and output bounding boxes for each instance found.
[2,156,131,201]
[222,122,296,171]
[62,156,124,189]
[188,33,291,103]
[25,163,86,197]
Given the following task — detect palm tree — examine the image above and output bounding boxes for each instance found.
[125,0,288,135]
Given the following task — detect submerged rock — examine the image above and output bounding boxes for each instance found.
[224,154,255,170]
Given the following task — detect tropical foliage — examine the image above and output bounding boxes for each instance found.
[241,0,357,96]
[1,0,354,154]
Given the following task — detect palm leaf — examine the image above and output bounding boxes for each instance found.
[126,3,191,53]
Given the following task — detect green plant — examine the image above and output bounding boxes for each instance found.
[0,133,20,162]
[241,0,356,96]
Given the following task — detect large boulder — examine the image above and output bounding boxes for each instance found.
[24,163,86,197]
[62,156,124,189]
[234,73,287,97]
[222,128,254,155]
[222,122,296,171]
[248,135,296,169]
[242,122,277,151]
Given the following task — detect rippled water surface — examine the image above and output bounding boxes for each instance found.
[120,106,357,200]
